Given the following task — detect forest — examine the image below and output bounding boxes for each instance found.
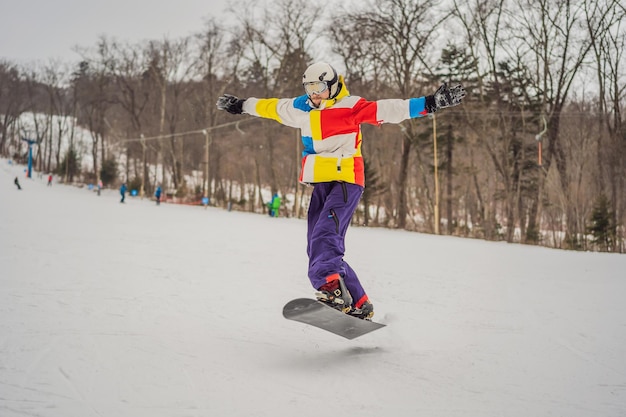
[0,0,624,252]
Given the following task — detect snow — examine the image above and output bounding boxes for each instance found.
[1,159,625,417]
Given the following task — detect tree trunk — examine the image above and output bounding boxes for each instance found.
[397,136,411,229]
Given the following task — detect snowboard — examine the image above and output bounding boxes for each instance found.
[283,298,385,340]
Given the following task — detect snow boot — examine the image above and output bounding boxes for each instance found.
[348,300,374,321]
[315,274,353,313]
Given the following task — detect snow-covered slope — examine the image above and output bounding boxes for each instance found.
[1,160,625,417]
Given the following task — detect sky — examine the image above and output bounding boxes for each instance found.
[0,0,232,64]
[1,158,626,417]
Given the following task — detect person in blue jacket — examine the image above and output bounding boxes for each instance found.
[120,183,127,203]
[155,185,162,205]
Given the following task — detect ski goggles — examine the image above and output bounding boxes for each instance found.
[303,81,329,96]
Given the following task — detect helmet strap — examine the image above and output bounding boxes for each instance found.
[330,81,342,99]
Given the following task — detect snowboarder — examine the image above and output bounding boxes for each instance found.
[155,185,162,205]
[120,183,127,203]
[14,176,21,190]
[217,62,465,320]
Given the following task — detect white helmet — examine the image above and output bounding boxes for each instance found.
[302,62,341,99]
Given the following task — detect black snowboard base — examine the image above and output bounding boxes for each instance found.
[283,298,385,340]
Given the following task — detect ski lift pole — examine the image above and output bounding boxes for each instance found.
[535,116,547,167]
[21,137,38,178]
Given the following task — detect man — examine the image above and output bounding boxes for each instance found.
[120,182,127,203]
[269,193,281,217]
[155,185,162,205]
[217,62,465,320]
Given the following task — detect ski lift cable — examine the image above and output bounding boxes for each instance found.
[117,117,260,144]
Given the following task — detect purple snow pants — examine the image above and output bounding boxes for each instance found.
[307,181,369,308]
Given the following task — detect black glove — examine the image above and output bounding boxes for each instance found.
[216,94,245,115]
[424,83,466,113]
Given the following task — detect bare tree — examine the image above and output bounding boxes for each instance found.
[191,18,227,200]
[72,56,114,184]
[333,0,449,230]
[144,36,196,194]
[225,0,321,213]
[585,0,626,251]
[512,0,598,247]
[40,60,80,177]
[99,37,152,189]
[0,61,27,156]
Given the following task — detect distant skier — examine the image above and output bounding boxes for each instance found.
[268,193,281,217]
[155,185,162,205]
[217,62,465,321]
[14,176,21,190]
[97,180,103,196]
[120,183,127,203]
[47,174,52,186]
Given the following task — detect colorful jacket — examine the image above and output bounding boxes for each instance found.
[270,194,281,209]
[242,76,431,186]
